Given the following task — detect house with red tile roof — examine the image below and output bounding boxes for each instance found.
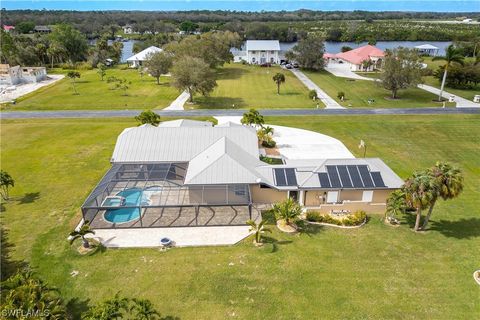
[3,25,15,32]
[332,45,385,71]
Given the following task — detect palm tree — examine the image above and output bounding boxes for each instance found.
[403,171,438,232]
[421,161,463,230]
[263,126,274,135]
[0,170,15,200]
[130,298,160,320]
[241,108,264,128]
[246,219,271,244]
[272,72,286,94]
[69,221,95,248]
[272,198,302,226]
[432,45,465,101]
[385,189,406,222]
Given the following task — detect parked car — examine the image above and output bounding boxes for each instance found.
[285,64,293,69]
[293,63,299,68]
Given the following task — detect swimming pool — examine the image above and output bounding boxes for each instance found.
[104,188,148,223]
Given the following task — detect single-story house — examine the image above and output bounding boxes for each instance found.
[126,46,163,68]
[3,25,15,32]
[244,40,281,65]
[81,120,403,230]
[333,45,385,71]
[123,25,133,34]
[414,44,439,57]
[33,25,51,33]
[0,64,47,86]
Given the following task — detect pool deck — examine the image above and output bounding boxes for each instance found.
[88,226,252,247]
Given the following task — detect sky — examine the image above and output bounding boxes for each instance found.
[2,1,480,12]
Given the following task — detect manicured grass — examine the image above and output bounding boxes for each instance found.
[191,63,315,109]
[1,115,480,319]
[304,70,447,108]
[423,76,480,101]
[2,66,180,111]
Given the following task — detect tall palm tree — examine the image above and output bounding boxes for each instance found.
[421,162,463,230]
[69,220,95,248]
[246,219,271,244]
[130,298,160,320]
[403,171,437,231]
[432,45,465,101]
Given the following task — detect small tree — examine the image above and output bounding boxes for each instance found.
[272,73,285,94]
[69,220,95,248]
[135,110,161,126]
[285,33,325,70]
[246,219,271,245]
[241,108,264,128]
[308,89,318,100]
[67,71,80,95]
[272,198,302,226]
[0,170,14,200]
[337,91,345,100]
[171,57,217,103]
[379,48,423,99]
[116,78,131,96]
[97,63,107,81]
[144,51,173,85]
[385,189,406,222]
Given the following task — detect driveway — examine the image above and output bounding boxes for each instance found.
[417,84,479,108]
[215,116,354,160]
[325,62,374,81]
[164,90,189,110]
[289,68,344,109]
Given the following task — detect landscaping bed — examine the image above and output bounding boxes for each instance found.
[305,210,367,228]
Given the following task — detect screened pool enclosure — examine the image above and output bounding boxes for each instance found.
[81,163,254,229]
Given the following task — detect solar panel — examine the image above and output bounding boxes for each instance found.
[274,168,287,186]
[285,168,297,186]
[337,165,353,188]
[326,166,342,188]
[358,165,375,188]
[347,165,364,188]
[318,173,331,188]
[370,172,386,188]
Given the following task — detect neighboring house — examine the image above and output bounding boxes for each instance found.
[81,120,403,230]
[245,40,281,64]
[333,45,385,71]
[462,18,473,23]
[3,25,15,32]
[123,25,133,34]
[33,25,51,33]
[0,64,47,86]
[126,46,163,68]
[414,44,440,56]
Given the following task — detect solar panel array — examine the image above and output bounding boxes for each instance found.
[274,168,297,187]
[318,165,386,189]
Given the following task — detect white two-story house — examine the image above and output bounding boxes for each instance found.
[245,40,280,64]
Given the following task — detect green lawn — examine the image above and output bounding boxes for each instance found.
[2,66,180,111]
[304,70,448,108]
[191,63,315,109]
[423,76,480,101]
[1,115,479,319]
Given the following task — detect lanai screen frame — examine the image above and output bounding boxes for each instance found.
[81,163,253,228]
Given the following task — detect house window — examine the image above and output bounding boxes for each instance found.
[270,57,274,63]
[252,57,256,63]
[271,51,274,54]
[234,185,247,197]
[252,51,256,54]
[362,191,373,202]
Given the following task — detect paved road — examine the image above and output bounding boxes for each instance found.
[289,69,344,109]
[1,108,479,119]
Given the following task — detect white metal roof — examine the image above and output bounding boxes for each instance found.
[158,119,213,128]
[246,40,280,51]
[126,46,162,62]
[111,125,259,163]
[184,137,265,184]
[414,44,439,50]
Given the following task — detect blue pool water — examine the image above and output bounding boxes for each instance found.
[104,188,143,223]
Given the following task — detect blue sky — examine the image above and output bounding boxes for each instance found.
[2,1,479,12]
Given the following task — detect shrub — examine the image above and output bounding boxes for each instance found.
[76,61,93,70]
[262,140,276,148]
[60,62,76,70]
[308,89,318,100]
[420,67,433,76]
[337,91,345,100]
[306,210,366,226]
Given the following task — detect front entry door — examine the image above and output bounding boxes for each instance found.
[289,191,299,202]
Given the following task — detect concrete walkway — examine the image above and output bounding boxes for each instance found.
[164,90,189,110]
[89,226,251,248]
[289,69,344,109]
[417,84,479,108]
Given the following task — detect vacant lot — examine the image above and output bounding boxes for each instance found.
[2,67,179,110]
[1,115,479,319]
[305,70,446,108]
[192,63,314,109]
